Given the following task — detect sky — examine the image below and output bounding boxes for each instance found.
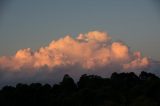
[0,0,160,86]
[0,0,160,60]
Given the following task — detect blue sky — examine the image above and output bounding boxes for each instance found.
[0,0,160,60]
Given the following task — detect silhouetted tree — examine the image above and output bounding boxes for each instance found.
[139,71,159,80]
[0,71,160,106]
[60,74,77,91]
[77,74,104,89]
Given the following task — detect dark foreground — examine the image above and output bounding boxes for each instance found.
[0,71,160,106]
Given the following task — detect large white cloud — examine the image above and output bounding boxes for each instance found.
[0,31,155,86]
[0,31,149,70]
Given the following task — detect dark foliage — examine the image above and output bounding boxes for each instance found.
[0,71,160,106]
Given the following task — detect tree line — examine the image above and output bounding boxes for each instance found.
[0,71,160,106]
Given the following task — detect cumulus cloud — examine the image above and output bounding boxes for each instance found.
[0,31,156,86]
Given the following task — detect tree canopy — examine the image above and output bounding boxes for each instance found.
[0,71,160,106]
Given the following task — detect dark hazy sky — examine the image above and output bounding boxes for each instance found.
[0,0,160,60]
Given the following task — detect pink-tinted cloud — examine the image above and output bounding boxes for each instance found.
[0,31,149,71]
[0,31,156,86]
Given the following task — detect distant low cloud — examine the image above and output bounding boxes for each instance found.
[0,31,158,86]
